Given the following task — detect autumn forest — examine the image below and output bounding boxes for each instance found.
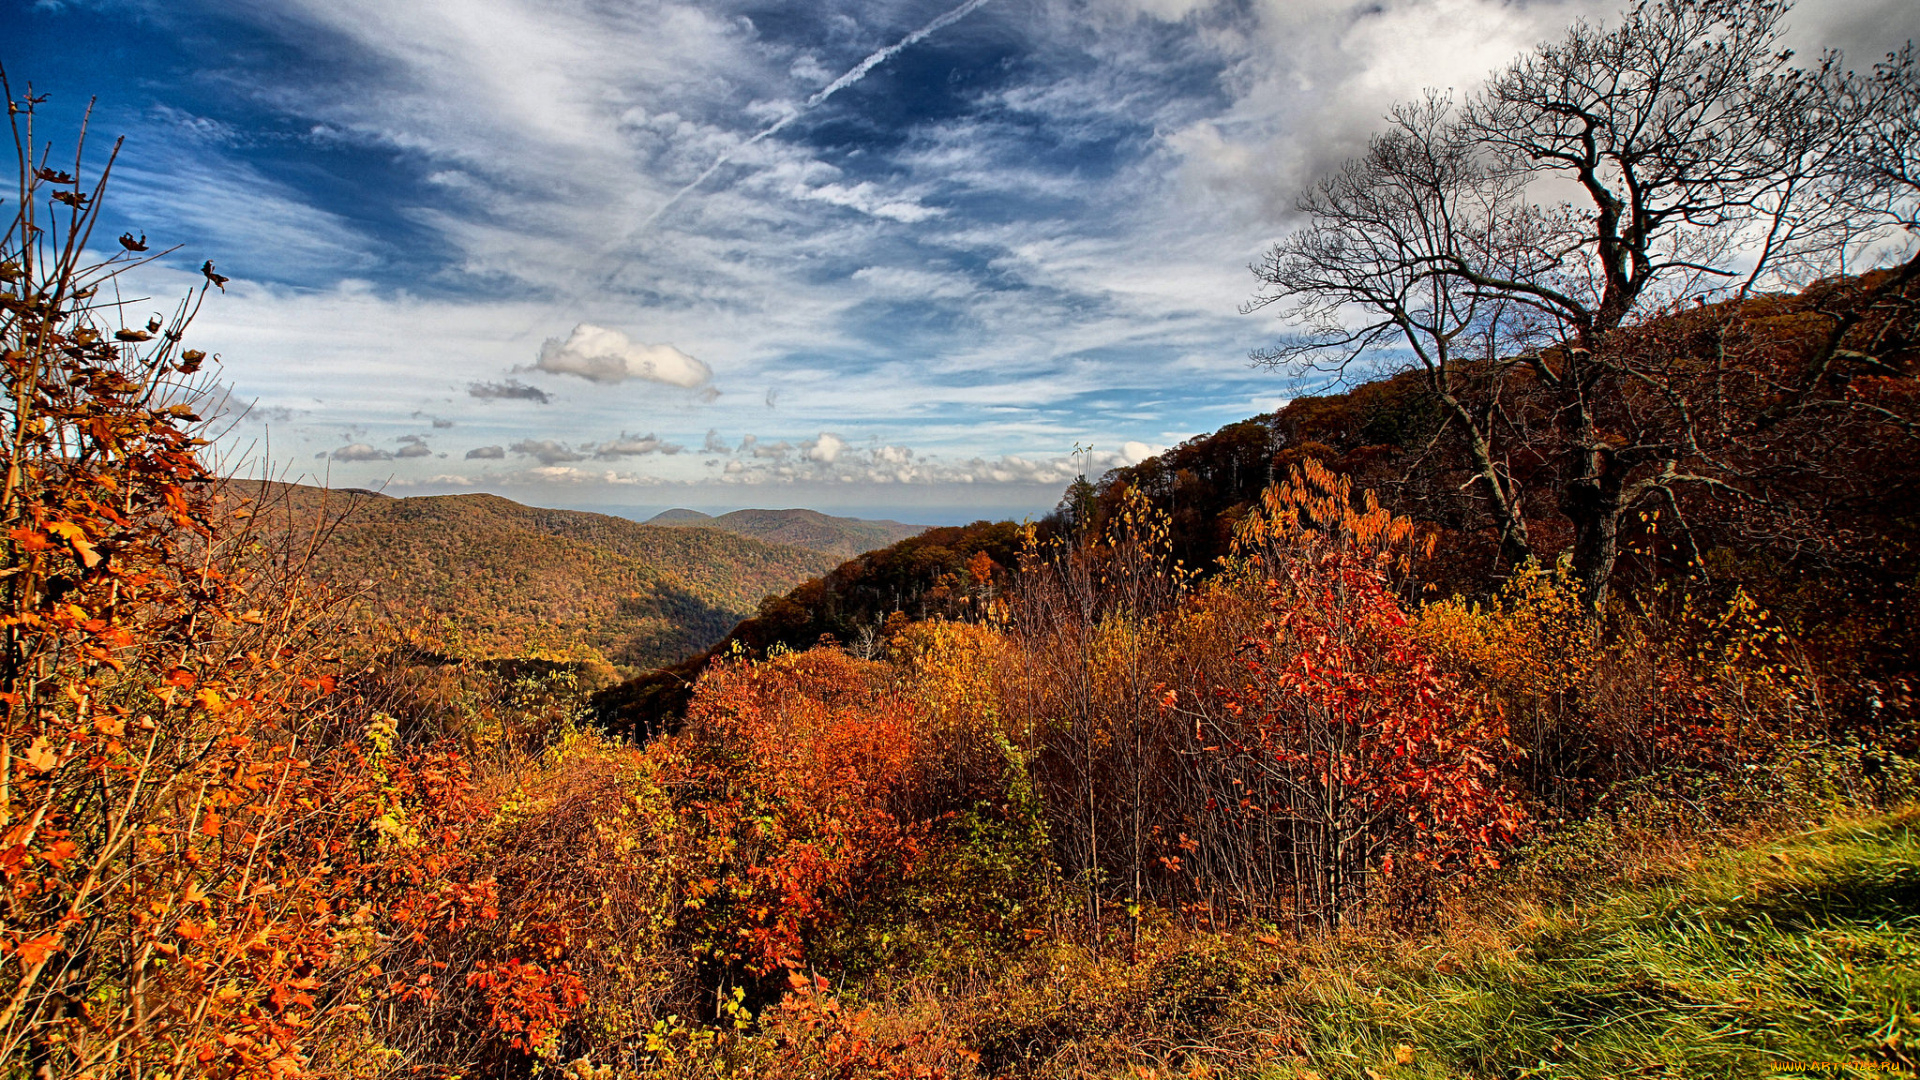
[6,0,1920,1077]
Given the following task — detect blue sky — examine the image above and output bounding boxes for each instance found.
[10,0,1914,522]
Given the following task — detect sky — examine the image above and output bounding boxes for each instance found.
[9,0,1916,523]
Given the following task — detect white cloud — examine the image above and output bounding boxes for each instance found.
[704,435,1158,487]
[802,432,846,463]
[533,324,713,387]
[396,473,476,486]
[794,181,943,223]
[331,442,392,461]
[521,466,652,485]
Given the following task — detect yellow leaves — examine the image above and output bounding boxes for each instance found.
[44,521,100,568]
[195,688,227,715]
[1415,563,1598,701]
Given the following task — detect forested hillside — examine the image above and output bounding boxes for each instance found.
[597,267,1920,737]
[646,506,924,560]
[249,483,837,675]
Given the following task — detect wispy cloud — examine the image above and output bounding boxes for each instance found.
[623,0,997,235]
[46,0,1915,514]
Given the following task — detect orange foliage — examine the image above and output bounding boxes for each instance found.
[679,649,928,976]
[1230,458,1434,579]
[1417,565,1828,814]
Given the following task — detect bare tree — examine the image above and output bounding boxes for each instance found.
[1249,0,1919,605]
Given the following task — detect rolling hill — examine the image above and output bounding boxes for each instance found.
[237,483,839,675]
[646,507,924,560]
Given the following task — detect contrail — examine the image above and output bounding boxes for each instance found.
[627,0,995,237]
[507,0,993,339]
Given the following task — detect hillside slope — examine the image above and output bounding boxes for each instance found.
[1272,805,1920,1077]
[592,518,1024,734]
[244,484,838,674]
[648,507,924,560]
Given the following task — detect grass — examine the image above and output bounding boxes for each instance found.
[1265,806,1920,1080]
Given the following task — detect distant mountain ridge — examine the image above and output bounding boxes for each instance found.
[646,507,924,560]
[237,483,838,675]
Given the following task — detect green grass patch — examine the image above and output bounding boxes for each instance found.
[1272,807,1920,1079]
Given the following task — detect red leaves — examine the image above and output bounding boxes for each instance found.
[678,649,929,976]
[466,958,588,1052]
[1214,552,1525,912]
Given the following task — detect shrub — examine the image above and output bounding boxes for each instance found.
[677,649,928,981]
[0,81,494,1078]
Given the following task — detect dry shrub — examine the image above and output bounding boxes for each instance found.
[743,972,975,1080]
